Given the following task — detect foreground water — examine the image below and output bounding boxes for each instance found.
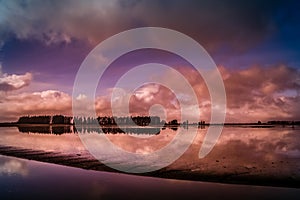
[0,155,299,200]
[0,125,299,187]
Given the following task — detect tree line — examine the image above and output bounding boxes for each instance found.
[267,121,300,125]
[17,115,164,126]
[74,116,162,126]
[17,115,72,124]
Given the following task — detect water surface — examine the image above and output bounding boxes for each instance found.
[0,125,299,186]
[0,155,299,200]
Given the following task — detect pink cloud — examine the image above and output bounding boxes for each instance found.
[223,65,300,122]
[129,84,181,122]
[0,72,32,91]
[94,84,181,122]
[0,65,299,123]
[0,90,72,122]
[142,64,299,122]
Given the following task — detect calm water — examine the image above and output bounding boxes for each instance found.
[0,155,299,200]
[0,125,300,186]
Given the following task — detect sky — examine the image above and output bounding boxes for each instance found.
[0,0,299,122]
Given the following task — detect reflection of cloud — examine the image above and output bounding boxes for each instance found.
[96,128,177,154]
[167,127,300,178]
[0,157,28,176]
[203,127,300,161]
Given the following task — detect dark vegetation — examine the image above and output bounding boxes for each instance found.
[15,115,167,135]
[267,121,300,125]
[17,115,72,124]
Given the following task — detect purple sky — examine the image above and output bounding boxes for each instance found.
[0,0,299,122]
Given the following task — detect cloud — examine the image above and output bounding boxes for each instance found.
[222,65,300,122]
[0,0,285,52]
[134,84,160,102]
[130,84,181,119]
[76,93,87,101]
[94,85,180,121]
[0,64,299,122]
[0,66,32,91]
[0,0,124,45]
[148,64,300,122]
[223,65,300,105]
[0,90,72,121]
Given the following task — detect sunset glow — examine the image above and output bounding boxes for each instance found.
[0,1,300,197]
[0,1,299,123]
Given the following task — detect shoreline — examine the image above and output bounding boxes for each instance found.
[0,145,299,188]
[2,123,298,129]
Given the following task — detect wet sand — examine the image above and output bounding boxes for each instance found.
[0,144,299,188]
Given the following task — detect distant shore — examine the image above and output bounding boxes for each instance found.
[1,122,299,128]
[1,114,299,128]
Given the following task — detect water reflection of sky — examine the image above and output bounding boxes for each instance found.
[0,126,299,179]
[0,127,85,154]
[0,155,299,200]
[0,156,28,176]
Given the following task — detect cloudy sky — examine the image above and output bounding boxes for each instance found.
[0,0,299,122]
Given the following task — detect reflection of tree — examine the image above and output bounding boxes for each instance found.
[100,127,160,135]
[18,125,72,135]
[17,115,185,127]
[16,115,188,134]
[18,125,51,133]
[18,125,161,135]
[52,126,72,134]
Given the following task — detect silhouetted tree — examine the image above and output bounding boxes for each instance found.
[52,115,65,124]
[17,115,51,124]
